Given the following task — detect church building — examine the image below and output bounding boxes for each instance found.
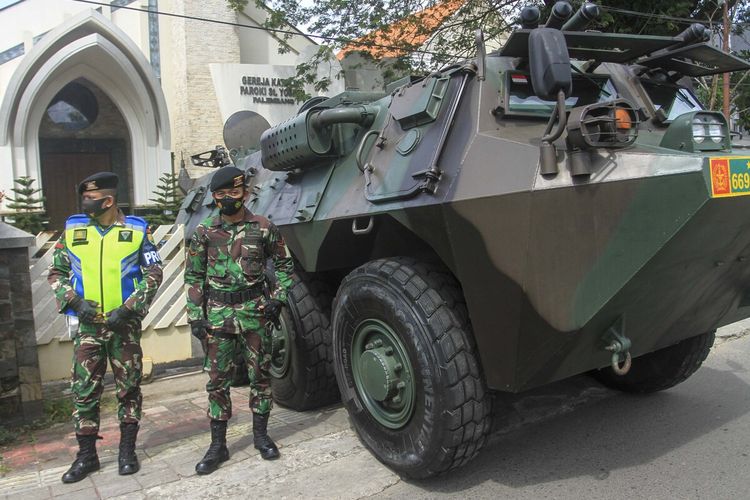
[0,0,337,227]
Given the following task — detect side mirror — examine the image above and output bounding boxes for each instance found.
[528,28,572,100]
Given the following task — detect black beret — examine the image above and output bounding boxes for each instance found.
[210,166,245,192]
[78,171,119,195]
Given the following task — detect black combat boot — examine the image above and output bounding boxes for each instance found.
[195,419,230,475]
[253,412,280,460]
[61,434,100,483]
[118,422,140,475]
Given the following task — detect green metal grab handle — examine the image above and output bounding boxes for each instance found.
[352,217,374,235]
[356,130,380,173]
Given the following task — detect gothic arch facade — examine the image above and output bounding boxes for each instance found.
[0,9,171,206]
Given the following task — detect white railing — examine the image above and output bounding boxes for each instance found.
[30,224,188,345]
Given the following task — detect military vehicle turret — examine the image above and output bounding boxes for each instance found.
[178,1,750,478]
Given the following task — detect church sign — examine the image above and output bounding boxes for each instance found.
[211,63,344,128]
[239,76,295,105]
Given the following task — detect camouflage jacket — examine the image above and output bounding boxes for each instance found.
[184,209,294,322]
[47,210,164,320]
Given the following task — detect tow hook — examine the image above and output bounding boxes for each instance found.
[602,317,632,376]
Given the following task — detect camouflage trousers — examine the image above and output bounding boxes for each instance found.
[204,321,273,421]
[71,325,143,435]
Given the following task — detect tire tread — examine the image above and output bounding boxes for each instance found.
[338,257,491,478]
[274,270,339,410]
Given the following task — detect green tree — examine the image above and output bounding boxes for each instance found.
[6,176,47,235]
[145,173,184,227]
[686,1,750,129]
[728,52,750,130]
[231,1,750,121]
[594,1,717,35]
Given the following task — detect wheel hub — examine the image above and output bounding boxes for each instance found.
[351,319,415,429]
[358,343,405,402]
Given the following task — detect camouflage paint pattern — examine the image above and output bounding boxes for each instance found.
[177,30,750,393]
[48,209,162,431]
[184,208,292,418]
[71,325,143,434]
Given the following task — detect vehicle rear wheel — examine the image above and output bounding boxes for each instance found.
[332,257,491,479]
[270,270,339,410]
[593,331,715,393]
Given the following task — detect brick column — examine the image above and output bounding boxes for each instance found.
[0,223,42,423]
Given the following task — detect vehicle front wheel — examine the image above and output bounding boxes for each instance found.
[332,257,491,479]
[593,331,715,393]
[270,270,339,410]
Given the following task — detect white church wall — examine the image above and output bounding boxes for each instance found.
[110,4,147,52]
[0,50,22,95]
[237,9,309,66]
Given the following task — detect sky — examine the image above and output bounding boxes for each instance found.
[0,0,21,10]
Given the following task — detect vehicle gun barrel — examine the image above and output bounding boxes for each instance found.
[545,1,573,29]
[672,23,709,47]
[309,106,376,128]
[520,5,541,29]
[260,104,379,172]
[561,2,600,31]
[640,22,709,64]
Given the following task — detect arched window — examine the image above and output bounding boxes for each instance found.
[45,81,98,131]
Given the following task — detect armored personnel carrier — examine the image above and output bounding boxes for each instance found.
[178,1,750,478]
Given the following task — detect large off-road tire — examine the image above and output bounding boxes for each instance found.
[332,257,491,479]
[270,271,339,410]
[593,331,715,393]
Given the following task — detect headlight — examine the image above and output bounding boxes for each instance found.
[707,116,724,143]
[692,115,708,143]
[691,115,726,144]
[660,111,727,153]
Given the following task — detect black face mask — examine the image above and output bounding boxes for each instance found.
[216,195,243,216]
[81,197,111,218]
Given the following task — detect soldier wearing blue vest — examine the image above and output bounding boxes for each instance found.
[48,172,163,484]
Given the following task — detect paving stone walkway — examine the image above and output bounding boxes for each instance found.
[2,324,746,499]
[0,371,382,499]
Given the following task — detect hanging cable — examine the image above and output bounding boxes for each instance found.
[598,5,722,27]
[70,0,464,59]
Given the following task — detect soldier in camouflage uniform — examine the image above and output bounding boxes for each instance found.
[184,166,293,475]
[48,172,163,483]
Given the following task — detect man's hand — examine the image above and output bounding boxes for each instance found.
[190,319,211,341]
[262,299,283,328]
[69,295,100,323]
[106,306,134,331]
